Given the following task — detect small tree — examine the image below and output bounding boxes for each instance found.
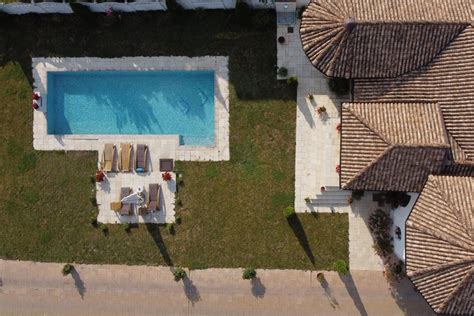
[173,267,186,282]
[283,206,295,219]
[334,260,348,275]
[242,268,257,280]
[62,263,73,276]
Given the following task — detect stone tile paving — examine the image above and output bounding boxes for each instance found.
[277,23,349,214]
[0,259,435,315]
[277,22,388,271]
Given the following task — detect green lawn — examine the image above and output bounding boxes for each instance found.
[0,10,348,269]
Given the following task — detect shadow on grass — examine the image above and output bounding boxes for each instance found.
[70,268,86,299]
[251,277,266,298]
[339,273,367,316]
[145,223,173,266]
[287,215,315,265]
[317,275,339,309]
[183,275,201,306]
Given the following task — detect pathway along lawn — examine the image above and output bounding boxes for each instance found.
[0,10,348,269]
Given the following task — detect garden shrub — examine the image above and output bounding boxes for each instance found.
[235,0,252,25]
[173,267,186,281]
[287,76,298,87]
[369,209,393,257]
[316,272,325,283]
[385,192,411,208]
[351,190,364,201]
[99,223,108,235]
[62,263,73,276]
[334,260,348,275]
[328,77,350,96]
[242,267,256,280]
[90,216,98,228]
[283,206,295,219]
[166,223,175,234]
[166,0,184,11]
[123,222,131,232]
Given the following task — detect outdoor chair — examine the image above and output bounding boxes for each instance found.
[120,187,132,215]
[147,183,161,212]
[101,143,117,172]
[119,143,132,172]
[135,144,148,173]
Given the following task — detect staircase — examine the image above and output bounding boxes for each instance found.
[309,186,351,206]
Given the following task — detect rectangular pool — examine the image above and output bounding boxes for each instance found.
[47,70,215,146]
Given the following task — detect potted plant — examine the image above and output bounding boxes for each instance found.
[287,76,298,87]
[320,186,326,192]
[316,272,325,283]
[162,171,172,181]
[304,197,311,204]
[336,123,342,133]
[317,106,327,115]
[173,267,186,282]
[283,206,295,219]
[335,165,341,173]
[307,94,314,101]
[95,170,105,182]
[278,36,285,44]
[62,263,73,276]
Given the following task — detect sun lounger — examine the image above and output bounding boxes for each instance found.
[102,143,116,172]
[120,187,132,215]
[119,143,132,172]
[147,183,161,212]
[135,144,148,173]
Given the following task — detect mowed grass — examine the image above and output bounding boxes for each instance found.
[0,10,348,269]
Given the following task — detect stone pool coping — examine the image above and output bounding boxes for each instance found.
[31,56,230,162]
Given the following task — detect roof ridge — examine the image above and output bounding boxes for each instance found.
[343,103,391,144]
[433,177,474,241]
[407,256,474,279]
[438,267,474,313]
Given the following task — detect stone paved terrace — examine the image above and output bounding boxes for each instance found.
[96,141,177,224]
[277,23,349,214]
[277,22,386,272]
[0,259,435,315]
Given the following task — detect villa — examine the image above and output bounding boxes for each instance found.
[300,0,473,314]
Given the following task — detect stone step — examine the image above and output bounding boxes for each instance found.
[309,198,349,206]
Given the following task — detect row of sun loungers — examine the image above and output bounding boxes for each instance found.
[101,143,148,173]
[117,184,161,215]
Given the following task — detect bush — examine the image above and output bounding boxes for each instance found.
[166,0,184,11]
[328,77,350,96]
[99,223,108,235]
[334,260,348,275]
[304,197,311,204]
[175,215,182,225]
[385,192,411,208]
[277,67,288,77]
[90,216,98,228]
[283,206,295,219]
[173,267,186,281]
[166,223,175,234]
[287,76,298,87]
[123,222,131,232]
[316,272,325,283]
[235,0,252,25]
[242,268,256,280]
[369,209,393,257]
[70,3,97,26]
[352,190,364,201]
[62,263,73,276]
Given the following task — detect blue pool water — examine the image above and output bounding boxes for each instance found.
[47,70,215,146]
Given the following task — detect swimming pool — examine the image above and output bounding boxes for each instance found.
[47,70,215,146]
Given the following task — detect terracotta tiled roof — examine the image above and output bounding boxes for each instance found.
[300,0,470,78]
[341,102,450,191]
[406,176,474,315]
[354,26,474,164]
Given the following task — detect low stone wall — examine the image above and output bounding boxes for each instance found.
[0,2,73,14]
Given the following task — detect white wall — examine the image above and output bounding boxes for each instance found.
[79,1,166,13]
[390,193,419,262]
[0,2,73,14]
